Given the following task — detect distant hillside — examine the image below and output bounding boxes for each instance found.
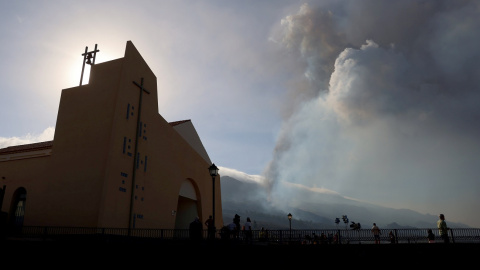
[220,176,470,230]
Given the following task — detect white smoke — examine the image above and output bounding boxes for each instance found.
[264,0,480,227]
[219,167,265,185]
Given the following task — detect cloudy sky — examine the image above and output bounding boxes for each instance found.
[1,0,479,228]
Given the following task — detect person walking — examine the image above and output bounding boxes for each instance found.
[371,223,381,244]
[437,214,450,243]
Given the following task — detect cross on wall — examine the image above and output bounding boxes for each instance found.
[128,77,150,232]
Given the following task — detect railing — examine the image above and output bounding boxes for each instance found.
[282,228,480,244]
[3,226,480,245]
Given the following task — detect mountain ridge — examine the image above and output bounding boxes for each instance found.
[220,175,470,230]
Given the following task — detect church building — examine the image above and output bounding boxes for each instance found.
[0,41,222,233]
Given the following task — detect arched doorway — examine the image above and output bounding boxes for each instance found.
[9,187,27,231]
[175,179,201,230]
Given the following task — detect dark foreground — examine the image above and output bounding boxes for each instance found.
[3,237,479,261]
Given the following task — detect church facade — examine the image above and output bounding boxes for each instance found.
[0,41,222,232]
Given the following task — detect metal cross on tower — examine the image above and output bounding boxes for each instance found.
[79,44,100,86]
[128,77,150,232]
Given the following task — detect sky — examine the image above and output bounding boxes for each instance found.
[1,0,479,228]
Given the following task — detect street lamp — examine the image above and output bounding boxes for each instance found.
[208,163,219,237]
[287,213,292,242]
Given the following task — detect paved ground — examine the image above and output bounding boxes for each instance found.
[3,237,479,258]
[1,239,477,268]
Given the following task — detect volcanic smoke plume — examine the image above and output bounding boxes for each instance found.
[263,0,480,227]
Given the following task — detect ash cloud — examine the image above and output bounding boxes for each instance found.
[264,0,480,227]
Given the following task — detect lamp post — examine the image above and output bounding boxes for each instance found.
[208,163,219,238]
[287,213,292,243]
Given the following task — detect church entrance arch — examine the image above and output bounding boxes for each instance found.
[175,179,201,231]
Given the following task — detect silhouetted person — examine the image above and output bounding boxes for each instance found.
[243,217,253,244]
[233,214,241,239]
[333,232,339,244]
[388,230,396,244]
[189,216,203,242]
[259,227,267,242]
[313,233,319,244]
[437,214,450,243]
[371,223,381,244]
[427,229,435,243]
[227,219,237,239]
[319,232,327,244]
[205,215,214,240]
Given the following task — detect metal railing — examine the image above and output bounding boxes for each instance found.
[276,228,480,244]
[3,226,480,245]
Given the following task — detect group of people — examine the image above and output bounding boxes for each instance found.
[371,223,397,244]
[191,213,451,244]
[189,215,216,241]
[370,213,450,244]
[190,213,254,243]
[302,232,334,245]
[225,214,253,243]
